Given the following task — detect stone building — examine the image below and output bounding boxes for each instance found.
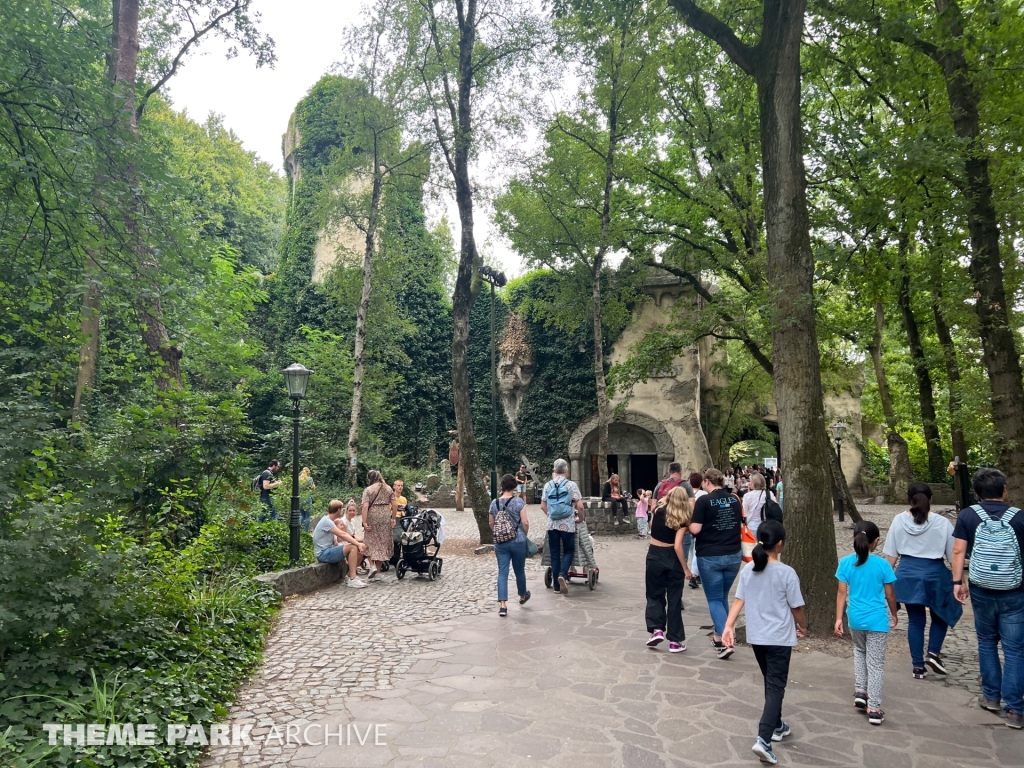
[505,271,865,497]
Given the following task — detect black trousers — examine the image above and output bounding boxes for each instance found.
[606,497,628,522]
[645,545,686,642]
[751,645,792,743]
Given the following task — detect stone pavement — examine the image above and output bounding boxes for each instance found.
[203,509,1018,768]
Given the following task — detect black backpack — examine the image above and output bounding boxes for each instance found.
[251,470,268,493]
[761,492,783,523]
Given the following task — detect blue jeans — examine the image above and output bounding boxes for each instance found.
[697,553,742,637]
[971,587,1024,714]
[905,604,948,668]
[317,544,347,564]
[548,529,576,585]
[495,539,528,602]
[300,497,313,532]
[683,531,693,559]
[259,497,278,522]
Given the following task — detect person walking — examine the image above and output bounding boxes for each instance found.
[603,473,628,526]
[951,467,1024,729]
[691,468,744,659]
[654,462,691,501]
[361,470,397,583]
[635,489,652,539]
[882,481,962,679]
[645,487,694,653]
[541,458,584,595]
[835,521,899,725]
[686,472,705,589]
[742,473,778,538]
[516,464,530,500]
[723,520,806,765]
[313,500,368,589]
[256,460,282,522]
[299,466,316,532]
[490,473,531,617]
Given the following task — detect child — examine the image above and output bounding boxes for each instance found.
[723,520,806,766]
[636,489,651,539]
[834,521,898,725]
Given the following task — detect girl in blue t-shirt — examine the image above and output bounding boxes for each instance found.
[834,521,898,725]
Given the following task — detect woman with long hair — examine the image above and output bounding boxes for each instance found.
[603,473,628,526]
[361,469,397,582]
[644,486,694,653]
[882,481,962,679]
[723,520,807,765]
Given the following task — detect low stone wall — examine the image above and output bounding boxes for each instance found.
[255,561,343,597]
[582,499,638,536]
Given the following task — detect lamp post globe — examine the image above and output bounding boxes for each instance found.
[281,363,313,562]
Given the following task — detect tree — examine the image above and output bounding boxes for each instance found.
[666,0,838,628]
[398,0,544,539]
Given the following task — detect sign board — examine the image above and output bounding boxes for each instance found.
[763,457,778,470]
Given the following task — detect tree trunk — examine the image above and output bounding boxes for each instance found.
[72,255,102,422]
[592,264,611,494]
[670,0,838,631]
[870,301,915,497]
[930,0,1024,492]
[448,0,492,541]
[930,258,968,463]
[753,0,837,632]
[896,235,945,481]
[347,166,383,486]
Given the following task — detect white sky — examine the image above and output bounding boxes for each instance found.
[166,0,524,275]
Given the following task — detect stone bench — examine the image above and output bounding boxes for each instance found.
[255,561,343,597]
[582,497,637,535]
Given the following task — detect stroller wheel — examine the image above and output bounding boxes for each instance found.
[588,570,596,590]
[396,559,407,580]
[428,559,440,581]
[380,561,390,572]
[543,567,552,589]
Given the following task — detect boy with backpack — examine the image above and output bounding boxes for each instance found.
[952,467,1024,730]
[541,459,584,595]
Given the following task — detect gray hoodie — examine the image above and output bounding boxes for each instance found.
[881,511,955,563]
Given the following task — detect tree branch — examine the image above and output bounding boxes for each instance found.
[667,0,756,76]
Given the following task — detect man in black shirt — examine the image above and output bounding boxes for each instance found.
[690,468,743,659]
[258,460,282,522]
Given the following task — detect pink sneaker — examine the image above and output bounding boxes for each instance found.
[669,642,686,653]
[646,630,665,647]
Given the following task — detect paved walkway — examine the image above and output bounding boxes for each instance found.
[203,509,1018,768]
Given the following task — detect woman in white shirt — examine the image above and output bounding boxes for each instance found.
[742,473,777,537]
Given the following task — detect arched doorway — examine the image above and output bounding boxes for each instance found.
[568,412,676,496]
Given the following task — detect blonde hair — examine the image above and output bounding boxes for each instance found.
[345,498,358,514]
[328,499,344,515]
[750,472,766,491]
[659,486,692,530]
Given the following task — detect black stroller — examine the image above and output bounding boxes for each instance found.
[395,506,444,581]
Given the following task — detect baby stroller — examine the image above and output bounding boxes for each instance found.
[395,506,444,581]
[542,520,600,590]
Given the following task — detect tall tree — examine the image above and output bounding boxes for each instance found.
[667,0,837,628]
[401,0,542,539]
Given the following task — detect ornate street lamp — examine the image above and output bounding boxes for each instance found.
[480,265,507,501]
[831,421,847,523]
[282,363,313,562]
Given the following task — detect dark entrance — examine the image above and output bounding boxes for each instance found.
[629,454,658,496]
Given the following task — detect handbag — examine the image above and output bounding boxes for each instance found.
[526,538,539,558]
[741,522,757,563]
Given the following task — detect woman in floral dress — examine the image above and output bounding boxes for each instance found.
[361,470,397,581]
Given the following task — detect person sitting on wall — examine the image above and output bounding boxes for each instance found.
[313,499,368,589]
[603,473,629,526]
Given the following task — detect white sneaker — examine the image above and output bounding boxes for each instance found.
[367,567,379,582]
[347,577,368,589]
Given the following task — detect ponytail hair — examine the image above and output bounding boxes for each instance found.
[907,481,932,525]
[752,519,786,572]
[853,520,881,566]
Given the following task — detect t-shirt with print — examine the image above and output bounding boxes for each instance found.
[953,501,1024,594]
[836,553,896,632]
[691,488,742,557]
[544,478,581,533]
[489,495,527,543]
[313,515,342,559]
[736,561,804,646]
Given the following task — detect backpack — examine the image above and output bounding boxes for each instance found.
[760,492,784,523]
[492,498,519,544]
[546,479,575,520]
[656,477,683,500]
[968,504,1023,590]
[251,470,268,493]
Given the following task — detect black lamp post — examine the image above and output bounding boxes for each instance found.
[831,421,847,523]
[480,264,507,501]
[282,363,313,562]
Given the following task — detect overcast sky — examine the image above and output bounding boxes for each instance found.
[166,0,524,275]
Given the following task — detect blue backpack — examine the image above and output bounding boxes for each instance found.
[968,505,1023,591]
[545,479,575,520]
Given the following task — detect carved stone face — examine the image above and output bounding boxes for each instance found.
[498,314,535,430]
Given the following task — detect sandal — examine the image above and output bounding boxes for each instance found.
[519,590,531,605]
[499,606,508,617]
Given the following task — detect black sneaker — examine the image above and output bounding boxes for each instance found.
[925,652,947,675]
[854,691,868,710]
[715,642,734,660]
[688,577,699,589]
[867,709,885,726]
[913,666,927,679]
